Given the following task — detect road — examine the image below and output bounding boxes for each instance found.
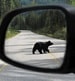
[0,30,75,81]
[5,30,65,68]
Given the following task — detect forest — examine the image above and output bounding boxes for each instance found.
[0,0,22,23]
[0,0,73,39]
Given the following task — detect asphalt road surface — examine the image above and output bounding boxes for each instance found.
[0,30,75,81]
[5,30,65,68]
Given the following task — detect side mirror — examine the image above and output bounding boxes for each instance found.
[0,4,75,74]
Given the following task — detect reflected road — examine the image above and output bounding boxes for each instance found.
[5,30,66,68]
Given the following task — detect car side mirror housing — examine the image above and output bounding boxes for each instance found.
[0,4,75,74]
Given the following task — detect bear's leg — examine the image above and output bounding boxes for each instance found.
[32,47,36,54]
[45,48,50,53]
[43,49,46,53]
[47,49,50,53]
[38,49,42,54]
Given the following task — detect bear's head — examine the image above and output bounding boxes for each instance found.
[47,41,53,46]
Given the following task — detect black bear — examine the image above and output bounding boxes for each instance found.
[32,41,53,54]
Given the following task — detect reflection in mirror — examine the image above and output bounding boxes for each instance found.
[5,9,66,69]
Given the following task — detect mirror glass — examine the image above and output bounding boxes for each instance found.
[5,9,66,69]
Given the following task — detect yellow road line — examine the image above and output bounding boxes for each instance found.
[49,53,60,64]
[0,65,7,72]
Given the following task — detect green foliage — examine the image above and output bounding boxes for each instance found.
[25,10,66,40]
[34,27,66,40]
[20,0,72,5]
[51,27,66,40]
[0,0,21,25]
[0,0,21,19]
[6,29,19,39]
[25,12,39,30]
[71,0,75,5]
[0,0,67,40]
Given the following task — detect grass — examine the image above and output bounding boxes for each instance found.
[6,29,20,39]
[32,27,66,40]
[71,0,75,6]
